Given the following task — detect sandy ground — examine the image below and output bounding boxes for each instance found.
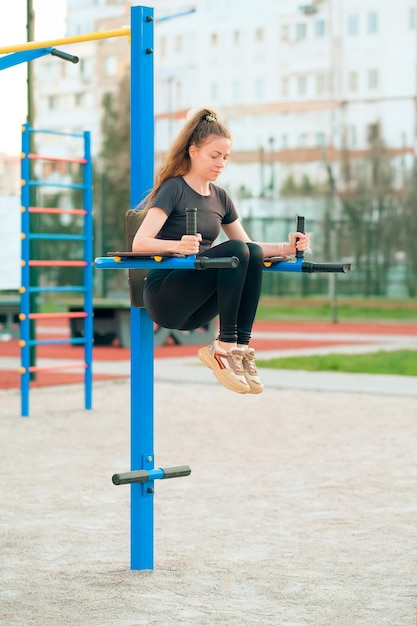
[1,376,417,626]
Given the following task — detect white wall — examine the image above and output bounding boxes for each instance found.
[0,196,21,290]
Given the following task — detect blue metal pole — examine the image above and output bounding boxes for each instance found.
[20,124,31,417]
[129,4,155,571]
[83,131,94,410]
[0,47,52,71]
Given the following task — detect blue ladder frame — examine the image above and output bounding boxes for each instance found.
[20,125,94,417]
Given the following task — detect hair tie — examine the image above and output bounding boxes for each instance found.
[205,113,217,122]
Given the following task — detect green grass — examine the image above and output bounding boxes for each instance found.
[256,302,417,322]
[256,350,417,376]
[257,306,417,321]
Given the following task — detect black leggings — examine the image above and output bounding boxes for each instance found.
[143,240,264,345]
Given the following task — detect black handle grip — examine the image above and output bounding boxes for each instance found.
[194,256,240,270]
[296,215,305,260]
[302,262,351,274]
[50,48,79,64]
[112,470,148,485]
[162,466,192,479]
[185,207,197,236]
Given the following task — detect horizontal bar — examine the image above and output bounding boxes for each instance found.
[29,234,85,241]
[28,207,87,215]
[28,153,87,164]
[26,363,87,373]
[28,181,85,190]
[27,128,85,139]
[0,47,51,70]
[28,286,86,293]
[28,260,87,267]
[112,465,192,486]
[29,338,86,346]
[0,12,195,56]
[156,8,196,22]
[0,27,131,54]
[262,258,351,274]
[27,311,87,320]
[96,255,301,272]
[94,255,239,270]
[95,256,351,274]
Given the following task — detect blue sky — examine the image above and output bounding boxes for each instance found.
[0,0,66,154]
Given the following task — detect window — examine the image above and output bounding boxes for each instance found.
[281,24,289,42]
[367,122,379,142]
[368,12,378,33]
[75,93,84,107]
[281,77,288,97]
[175,35,183,52]
[410,7,416,29]
[233,30,240,45]
[315,19,325,37]
[281,134,288,149]
[210,82,218,101]
[48,95,57,110]
[232,80,240,103]
[298,133,307,148]
[368,69,379,89]
[347,15,358,36]
[295,23,306,40]
[104,56,117,77]
[255,28,264,42]
[348,71,358,91]
[159,37,167,58]
[77,58,92,82]
[297,75,307,96]
[316,73,326,94]
[316,132,326,147]
[349,126,357,147]
[254,78,264,100]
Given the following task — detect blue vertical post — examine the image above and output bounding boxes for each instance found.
[129,5,155,570]
[20,124,31,417]
[82,131,93,410]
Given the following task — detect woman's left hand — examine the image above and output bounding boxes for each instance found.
[287,231,311,254]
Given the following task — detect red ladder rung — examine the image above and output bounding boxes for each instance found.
[27,153,87,164]
[28,311,88,320]
[28,260,88,267]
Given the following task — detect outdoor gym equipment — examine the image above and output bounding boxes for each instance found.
[19,126,93,417]
[95,5,352,572]
[2,4,351,571]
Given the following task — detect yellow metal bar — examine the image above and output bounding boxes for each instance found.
[0,27,130,54]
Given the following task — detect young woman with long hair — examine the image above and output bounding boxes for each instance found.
[132,108,310,394]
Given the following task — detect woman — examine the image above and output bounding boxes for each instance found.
[132,108,310,395]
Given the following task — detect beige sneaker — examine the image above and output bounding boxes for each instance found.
[242,348,264,394]
[198,341,250,394]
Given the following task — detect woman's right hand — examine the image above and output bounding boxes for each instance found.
[179,233,201,256]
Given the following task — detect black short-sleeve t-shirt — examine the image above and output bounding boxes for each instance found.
[151,176,239,253]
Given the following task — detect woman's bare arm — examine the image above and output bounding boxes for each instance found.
[132,207,201,256]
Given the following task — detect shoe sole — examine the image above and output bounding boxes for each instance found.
[198,347,250,394]
[245,379,264,394]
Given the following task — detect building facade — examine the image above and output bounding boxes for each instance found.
[31,0,417,202]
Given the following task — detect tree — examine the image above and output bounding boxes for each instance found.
[96,73,131,293]
[402,167,417,296]
[340,123,405,297]
[94,73,130,296]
